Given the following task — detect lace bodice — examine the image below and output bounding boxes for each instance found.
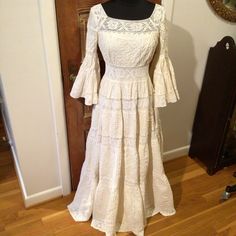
[70,3,180,107]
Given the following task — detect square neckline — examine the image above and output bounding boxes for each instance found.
[99,3,158,22]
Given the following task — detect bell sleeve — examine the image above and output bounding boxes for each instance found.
[152,7,180,108]
[70,7,101,105]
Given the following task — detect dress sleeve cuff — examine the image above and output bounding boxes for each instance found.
[70,54,101,106]
[153,55,180,108]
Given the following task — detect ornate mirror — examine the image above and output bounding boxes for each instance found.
[208,0,236,22]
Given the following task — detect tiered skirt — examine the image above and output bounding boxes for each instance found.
[67,64,176,236]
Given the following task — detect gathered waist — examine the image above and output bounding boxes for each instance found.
[104,63,150,81]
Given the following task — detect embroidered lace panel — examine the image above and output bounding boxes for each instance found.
[94,3,164,33]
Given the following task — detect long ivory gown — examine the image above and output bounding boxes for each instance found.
[67,3,180,236]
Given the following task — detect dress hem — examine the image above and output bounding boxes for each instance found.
[91,208,176,235]
[67,204,176,235]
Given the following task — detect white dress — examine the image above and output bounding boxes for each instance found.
[67,3,180,236]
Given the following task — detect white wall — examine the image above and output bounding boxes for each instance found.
[161,0,236,160]
[0,0,235,206]
[0,0,71,207]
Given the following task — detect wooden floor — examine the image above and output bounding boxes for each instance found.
[1,136,236,235]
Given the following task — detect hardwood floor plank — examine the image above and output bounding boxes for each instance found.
[4,219,54,236]
[0,179,19,194]
[147,197,236,236]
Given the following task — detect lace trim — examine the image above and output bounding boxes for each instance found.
[93,3,164,33]
[88,127,159,148]
[95,94,154,112]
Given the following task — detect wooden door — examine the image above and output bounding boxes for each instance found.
[55,0,161,190]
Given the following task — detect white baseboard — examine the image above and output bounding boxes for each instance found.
[163,145,190,162]
[24,186,62,208]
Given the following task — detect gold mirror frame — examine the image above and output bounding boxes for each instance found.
[208,0,236,22]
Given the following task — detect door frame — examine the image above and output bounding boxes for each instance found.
[38,0,71,196]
